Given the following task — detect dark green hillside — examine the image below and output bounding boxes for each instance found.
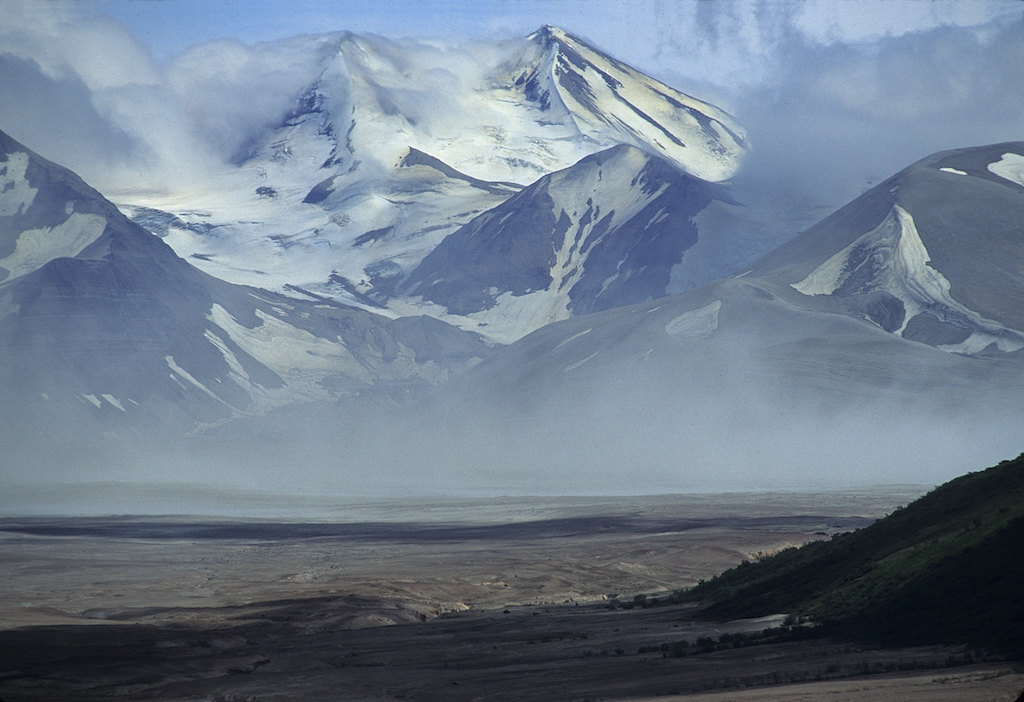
[687,454,1024,654]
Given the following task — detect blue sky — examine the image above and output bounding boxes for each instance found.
[91,0,541,58]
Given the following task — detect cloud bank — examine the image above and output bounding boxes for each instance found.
[731,15,1024,236]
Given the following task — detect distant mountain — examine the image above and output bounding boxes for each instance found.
[515,26,746,183]
[403,144,733,341]
[686,453,1024,654]
[180,142,1024,492]
[6,19,1024,498]
[122,27,750,341]
[411,143,1024,489]
[266,24,745,188]
[749,142,1024,355]
[0,129,490,468]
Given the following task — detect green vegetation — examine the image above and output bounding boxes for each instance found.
[686,453,1024,655]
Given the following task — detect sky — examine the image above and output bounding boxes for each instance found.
[2,0,1023,221]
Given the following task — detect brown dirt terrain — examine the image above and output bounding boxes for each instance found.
[0,490,1020,701]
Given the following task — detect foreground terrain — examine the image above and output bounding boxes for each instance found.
[2,489,1022,701]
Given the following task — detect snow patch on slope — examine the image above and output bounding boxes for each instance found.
[791,206,949,308]
[207,304,367,395]
[100,394,127,412]
[941,330,1023,355]
[890,207,959,322]
[466,289,573,345]
[563,350,600,372]
[987,152,1024,187]
[78,393,129,412]
[80,394,102,409]
[166,355,235,409]
[554,327,592,349]
[664,300,721,337]
[0,212,107,281]
[791,205,1024,352]
[0,152,37,216]
[790,249,848,297]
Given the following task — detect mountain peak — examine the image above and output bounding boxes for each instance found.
[517,25,746,182]
[527,24,573,45]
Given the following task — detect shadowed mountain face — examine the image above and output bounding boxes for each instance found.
[749,142,1024,354]
[404,145,728,329]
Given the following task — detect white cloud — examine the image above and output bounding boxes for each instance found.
[1,1,159,90]
[164,35,332,164]
[730,14,1024,224]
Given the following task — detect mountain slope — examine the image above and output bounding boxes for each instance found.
[402,144,732,341]
[749,142,1024,354]
[686,453,1024,654]
[404,272,1023,492]
[411,144,1024,490]
[515,26,746,182]
[0,129,490,470]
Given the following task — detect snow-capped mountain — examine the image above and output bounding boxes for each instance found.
[258,25,745,188]
[4,115,1024,489]
[124,27,750,342]
[403,144,733,342]
[0,129,490,463]
[749,142,1024,355]
[374,142,1024,488]
[515,26,746,182]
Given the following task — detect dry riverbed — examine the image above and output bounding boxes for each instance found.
[1,489,1020,700]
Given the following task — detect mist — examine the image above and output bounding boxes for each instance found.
[6,292,1019,513]
[727,15,1024,241]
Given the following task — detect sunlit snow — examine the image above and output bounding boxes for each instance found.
[114,28,745,343]
[987,152,1024,187]
[0,212,107,282]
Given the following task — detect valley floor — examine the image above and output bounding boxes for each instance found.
[0,490,1019,701]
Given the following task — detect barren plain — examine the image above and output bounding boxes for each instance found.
[1,489,1021,701]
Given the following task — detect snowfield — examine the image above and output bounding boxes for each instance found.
[114,27,747,342]
[988,152,1024,187]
